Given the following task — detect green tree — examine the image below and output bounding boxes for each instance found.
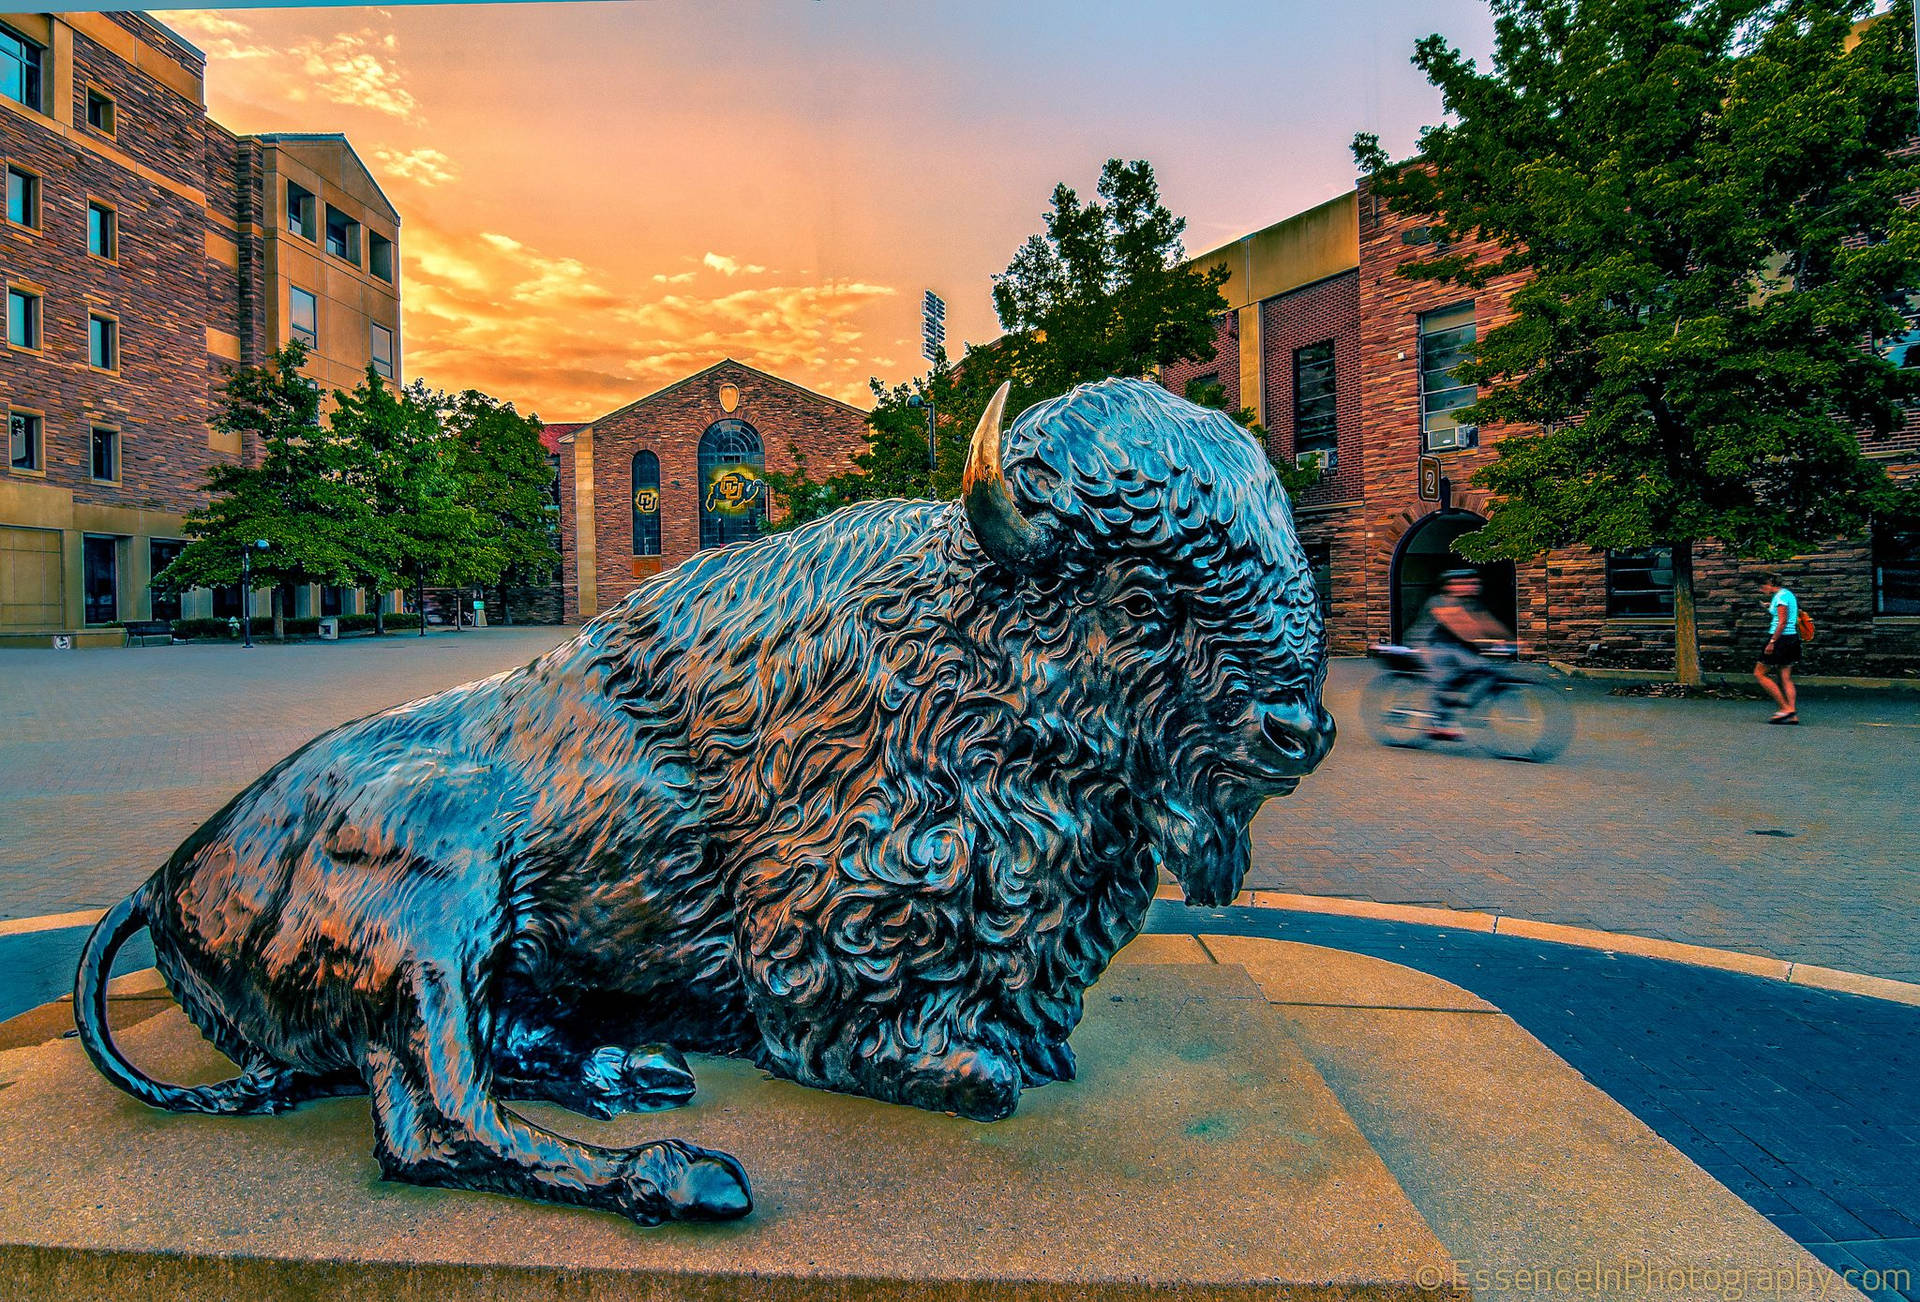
[156,342,380,640]
[1355,0,1920,682]
[447,390,560,624]
[767,158,1237,527]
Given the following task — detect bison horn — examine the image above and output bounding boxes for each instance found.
[963,381,1038,570]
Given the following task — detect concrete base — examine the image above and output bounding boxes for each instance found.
[0,958,1453,1301]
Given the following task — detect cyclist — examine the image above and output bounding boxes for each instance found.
[1406,568,1513,740]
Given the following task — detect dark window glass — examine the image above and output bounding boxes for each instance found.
[211,584,242,619]
[697,419,765,549]
[8,289,39,349]
[290,287,318,346]
[369,232,394,282]
[632,450,661,556]
[1303,541,1332,615]
[1874,527,1920,616]
[9,412,40,470]
[1606,547,1676,617]
[1419,303,1476,450]
[324,205,359,263]
[90,427,116,481]
[1293,341,1338,464]
[287,182,316,240]
[1,26,43,112]
[1183,373,1225,408]
[321,585,344,617]
[89,316,116,370]
[88,203,115,258]
[6,166,37,227]
[84,89,113,134]
[149,539,185,622]
[83,535,117,625]
[371,323,394,378]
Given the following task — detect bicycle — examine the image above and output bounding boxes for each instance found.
[1360,643,1574,762]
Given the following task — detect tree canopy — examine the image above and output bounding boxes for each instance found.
[1355,0,1920,678]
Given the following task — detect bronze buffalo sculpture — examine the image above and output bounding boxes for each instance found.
[73,377,1334,1227]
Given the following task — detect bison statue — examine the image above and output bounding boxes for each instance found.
[73,377,1333,1228]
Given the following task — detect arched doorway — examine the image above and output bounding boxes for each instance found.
[1390,509,1516,641]
[697,419,765,549]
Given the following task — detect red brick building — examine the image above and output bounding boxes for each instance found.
[2,12,400,641]
[556,359,869,622]
[1168,187,1920,676]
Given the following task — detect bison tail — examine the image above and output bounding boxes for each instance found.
[72,887,186,1111]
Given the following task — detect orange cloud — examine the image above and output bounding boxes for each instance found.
[373,145,458,186]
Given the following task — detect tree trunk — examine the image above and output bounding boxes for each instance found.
[374,589,385,636]
[272,584,286,643]
[499,577,512,626]
[416,568,427,638]
[1672,540,1701,686]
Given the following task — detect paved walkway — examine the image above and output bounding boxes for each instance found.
[1146,903,1920,1299]
[2,639,1915,980]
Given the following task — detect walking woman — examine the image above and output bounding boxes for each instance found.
[1754,574,1800,724]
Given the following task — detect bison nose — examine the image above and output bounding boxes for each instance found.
[1258,702,1336,776]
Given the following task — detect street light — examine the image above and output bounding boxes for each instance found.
[907,392,936,485]
[239,538,267,649]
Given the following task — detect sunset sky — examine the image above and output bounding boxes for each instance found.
[162,1,1496,422]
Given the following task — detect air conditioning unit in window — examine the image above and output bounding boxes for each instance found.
[1295,449,1335,475]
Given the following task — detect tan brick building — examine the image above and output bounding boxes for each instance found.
[1167,186,1920,677]
[557,359,868,622]
[1,12,400,641]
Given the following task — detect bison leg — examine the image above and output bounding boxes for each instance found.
[499,1043,697,1119]
[366,961,748,1226]
[890,1046,1023,1122]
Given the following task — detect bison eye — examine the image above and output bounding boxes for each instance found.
[1117,592,1159,621]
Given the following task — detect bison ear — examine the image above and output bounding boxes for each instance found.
[963,382,1041,572]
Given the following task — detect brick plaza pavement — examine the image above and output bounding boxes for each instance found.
[1,634,1915,980]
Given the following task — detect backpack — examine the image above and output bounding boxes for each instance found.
[1796,609,1815,643]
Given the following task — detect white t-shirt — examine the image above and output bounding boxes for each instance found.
[1768,588,1799,637]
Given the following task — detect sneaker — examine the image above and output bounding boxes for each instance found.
[1426,727,1464,742]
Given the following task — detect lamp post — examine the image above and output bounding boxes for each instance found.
[239,538,267,649]
[907,393,936,486]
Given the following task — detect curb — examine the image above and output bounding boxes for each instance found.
[1543,661,1920,691]
[10,898,1920,1010]
[1152,887,1920,1008]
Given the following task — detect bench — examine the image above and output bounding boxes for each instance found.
[122,620,174,647]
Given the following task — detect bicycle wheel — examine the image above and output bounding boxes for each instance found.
[1477,680,1574,762]
[1361,670,1433,748]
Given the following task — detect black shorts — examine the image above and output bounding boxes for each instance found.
[1759,634,1801,667]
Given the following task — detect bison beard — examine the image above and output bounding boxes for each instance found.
[71,378,1331,1228]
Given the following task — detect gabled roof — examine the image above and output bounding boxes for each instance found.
[250,133,400,225]
[582,358,869,431]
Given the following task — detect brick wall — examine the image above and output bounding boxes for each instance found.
[1,20,227,520]
[559,361,870,621]
[1158,315,1240,415]
[1260,270,1363,509]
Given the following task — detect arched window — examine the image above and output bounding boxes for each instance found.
[631,450,660,556]
[697,419,765,549]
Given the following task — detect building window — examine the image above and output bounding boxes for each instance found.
[88,202,116,259]
[83,535,117,625]
[5,166,37,229]
[89,426,118,482]
[286,181,316,240]
[289,286,318,347]
[1419,303,1477,451]
[370,322,394,378]
[1292,341,1339,469]
[7,287,40,350]
[697,419,766,549]
[1605,547,1675,618]
[369,231,394,283]
[1183,373,1227,409]
[324,205,360,264]
[8,411,41,471]
[1303,541,1332,616]
[1874,526,1920,616]
[84,88,115,136]
[632,450,661,557]
[89,315,117,370]
[149,539,185,623]
[1,25,43,113]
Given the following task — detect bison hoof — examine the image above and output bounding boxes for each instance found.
[580,1044,697,1118]
[618,1140,752,1225]
[1020,1038,1076,1087]
[904,1047,1021,1121]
